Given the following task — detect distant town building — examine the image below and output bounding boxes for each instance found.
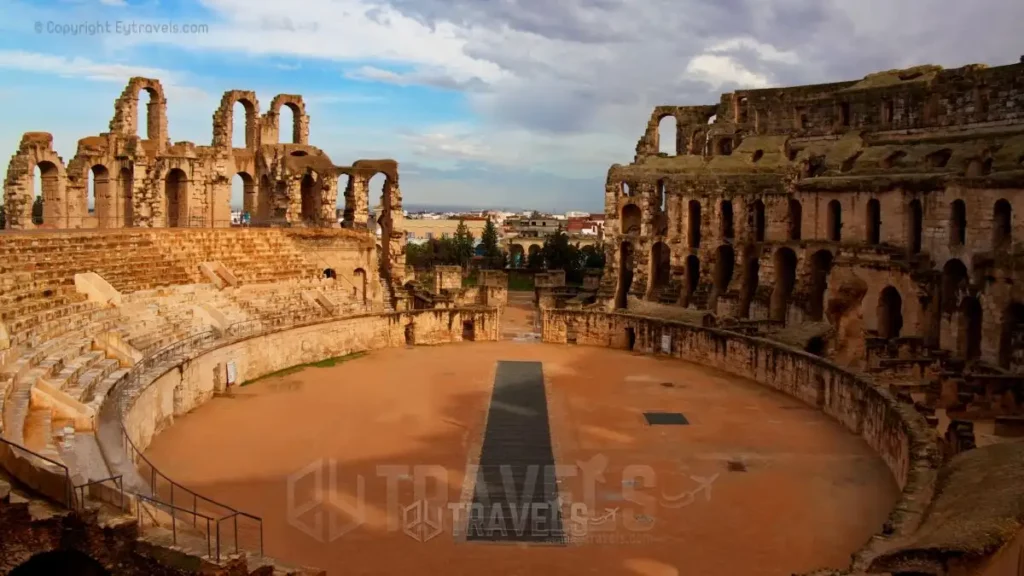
[404,218,489,244]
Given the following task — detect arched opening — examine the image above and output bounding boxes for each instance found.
[941,259,969,315]
[770,248,797,323]
[164,168,187,227]
[10,550,111,576]
[649,241,671,293]
[273,180,288,219]
[300,172,320,224]
[615,241,635,309]
[808,249,834,321]
[688,200,701,248]
[117,167,133,228]
[509,244,525,268]
[877,286,903,339]
[33,162,60,226]
[621,204,641,234]
[999,302,1024,369]
[752,199,766,242]
[625,327,636,351]
[353,268,367,305]
[950,200,967,246]
[621,182,632,197]
[88,165,112,228]
[527,244,542,269]
[323,268,336,279]
[280,103,299,144]
[752,149,764,162]
[806,337,826,356]
[735,96,749,123]
[959,297,982,361]
[881,150,906,169]
[232,99,257,149]
[838,102,851,127]
[257,175,272,223]
[657,180,667,212]
[688,130,705,155]
[788,199,802,240]
[866,198,881,244]
[654,180,669,235]
[715,138,733,156]
[683,255,700,305]
[234,172,255,224]
[463,320,476,341]
[713,245,735,295]
[827,199,842,241]
[965,157,993,178]
[739,249,760,318]
[927,149,952,168]
[908,199,923,254]
[993,199,1012,249]
[658,115,677,155]
[720,200,734,239]
[405,323,415,346]
[138,87,154,140]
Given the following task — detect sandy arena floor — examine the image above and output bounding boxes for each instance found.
[144,341,899,576]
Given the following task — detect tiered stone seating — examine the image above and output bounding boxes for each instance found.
[154,230,320,285]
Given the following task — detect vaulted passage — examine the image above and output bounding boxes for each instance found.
[878,286,903,340]
[908,199,923,254]
[739,250,760,318]
[615,241,634,309]
[788,199,802,240]
[467,361,563,543]
[621,204,641,234]
[164,168,187,227]
[866,199,881,244]
[688,200,702,248]
[650,241,671,293]
[683,254,700,306]
[827,200,842,241]
[950,199,967,246]
[720,200,734,239]
[993,199,1012,249]
[11,550,111,576]
[809,250,834,321]
[959,296,983,361]
[119,167,133,227]
[770,248,797,323]
[752,199,766,242]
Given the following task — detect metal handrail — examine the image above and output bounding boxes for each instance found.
[0,436,77,509]
[134,491,216,559]
[74,475,125,511]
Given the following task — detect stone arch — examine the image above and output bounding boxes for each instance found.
[119,166,133,227]
[235,172,255,219]
[752,199,766,242]
[267,95,308,145]
[509,244,525,267]
[164,168,188,227]
[353,267,368,305]
[688,129,706,155]
[621,203,641,234]
[808,249,834,321]
[788,198,802,240]
[827,199,842,241]
[682,254,700,306]
[212,90,260,148]
[959,296,983,361]
[34,160,62,227]
[109,78,167,145]
[993,198,1012,249]
[713,244,735,295]
[649,241,671,293]
[941,258,969,314]
[877,286,903,339]
[908,198,923,253]
[998,302,1024,369]
[866,198,881,244]
[10,550,111,576]
[770,247,797,322]
[950,199,967,247]
[614,241,635,309]
[657,114,678,155]
[720,199,734,239]
[688,200,701,248]
[4,133,68,229]
[87,164,113,228]
[738,248,760,318]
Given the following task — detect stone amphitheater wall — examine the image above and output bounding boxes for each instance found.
[121,308,499,457]
[541,309,941,573]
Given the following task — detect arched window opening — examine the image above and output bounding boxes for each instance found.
[993,199,1012,249]
[119,167,133,227]
[950,200,967,247]
[353,268,368,305]
[621,204,641,234]
[827,200,842,241]
[615,242,635,309]
[138,87,153,140]
[713,245,735,294]
[323,268,336,279]
[688,200,702,248]
[959,297,983,362]
[752,149,764,162]
[770,248,797,323]
[33,162,59,226]
[650,242,671,291]
[866,198,881,245]
[877,286,903,339]
[752,199,766,242]
[683,255,700,305]
[739,250,760,319]
[838,102,851,127]
[164,168,187,227]
[908,199,923,254]
[234,172,255,225]
[232,99,257,149]
[998,302,1024,369]
[280,103,298,144]
[965,157,993,177]
[809,250,834,321]
[735,96,749,123]
[658,116,677,155]
[788,199,802,240]
[941,259,969,315]
[300,172,320,224]
[927,149,952,168]
[720,200,734,240]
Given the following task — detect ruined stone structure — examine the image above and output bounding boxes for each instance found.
[592,59,1024,574]
[2,77,407,289]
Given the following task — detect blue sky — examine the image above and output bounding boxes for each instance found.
[1,0,1021,213]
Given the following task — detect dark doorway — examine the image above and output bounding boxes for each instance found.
[650,241,671,292]
[323,268,336,279]
[993,199,1012,249]
[770,248,797,323]
[908,199,923,254]
[950,200,967,246]
[752,199,766,242]
[866,198,881,244]
[720,200,734,240]
[11,550,111,576]
[739,250,760,318]
[808,250,834,321]
[688,200,702,248]
[806,337,826,356]
[827,200,842,241]
[462,320,475,341]
[788,199,802,240]
[625,327,636,351]
[615,241,635,309]
[999,302,1024,369]
[405,323,415,346]
[878,286,903,339]
[959,297,982,361]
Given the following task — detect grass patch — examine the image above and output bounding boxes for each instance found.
[240,351,368,386]
[508,273,535,291]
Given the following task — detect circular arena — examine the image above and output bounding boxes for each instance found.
[3,66,1024,576]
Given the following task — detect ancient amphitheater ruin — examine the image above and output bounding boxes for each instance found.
[0,59,1023,576]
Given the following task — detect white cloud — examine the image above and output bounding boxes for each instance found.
[685,54,771,90]
[0,50,172,83]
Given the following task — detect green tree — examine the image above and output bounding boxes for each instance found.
[452,220,475,268]
[527,249,544,270]
[480,217,502,268]
[580,243,606,269]
[541,227,579,272]
[32,195,43,225]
